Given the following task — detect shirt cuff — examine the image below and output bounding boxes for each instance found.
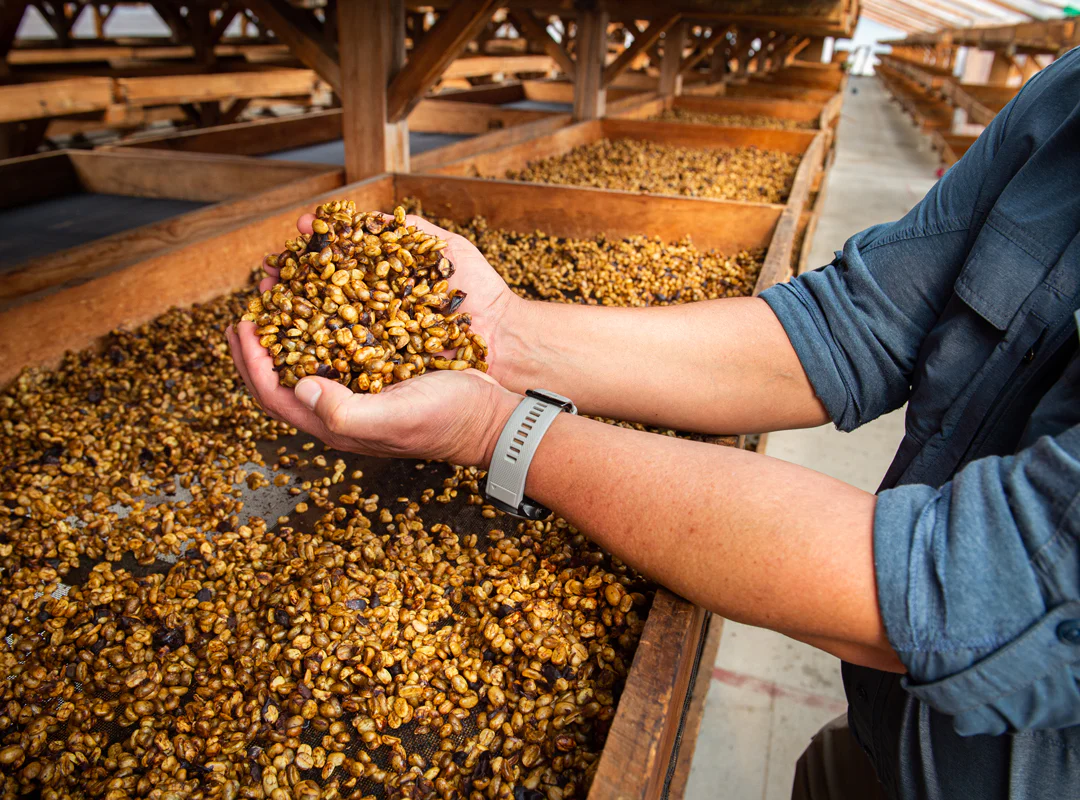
[761,280,856,430]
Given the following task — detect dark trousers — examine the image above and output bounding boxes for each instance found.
[791,715,889,800]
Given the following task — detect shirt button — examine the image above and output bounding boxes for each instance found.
[1056,620,1080,645]
[1024,348,1037,363]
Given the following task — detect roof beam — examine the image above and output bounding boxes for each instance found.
[679,22,733,76]
[508,10,575,79]
[387,0,497,122]
[884,0,975,26]
[602,11,679,87]
[239,0,341,93]
[863,1,945,30]
[862,8,927,32]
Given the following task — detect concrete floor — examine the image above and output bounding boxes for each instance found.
[683,76,941,799]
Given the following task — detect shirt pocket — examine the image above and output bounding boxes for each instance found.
[954,207,1057,331]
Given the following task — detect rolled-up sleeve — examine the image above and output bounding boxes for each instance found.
[875,419,1080,735]
[761,103,1010,431]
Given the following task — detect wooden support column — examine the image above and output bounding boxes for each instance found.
[709,40,729,81]
[572,7,608,120]
[987,50,1015,84]
[659,20,687,96]
[339,0,407,181]
[801,36,827,63]
[0,1,29,81]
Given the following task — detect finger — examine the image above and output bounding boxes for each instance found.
[226,324,255,395]
[297,214,315,235]
[295,377,389,437]
[259,276,276,293]
[262,254,280,279]
[235,321,317,428]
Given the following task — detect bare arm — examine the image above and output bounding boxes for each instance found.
[494,296,829,435]
[512,407,903,673]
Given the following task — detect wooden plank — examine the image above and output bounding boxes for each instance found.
[394,173,783,253]
[755,130,825,292]
[725,81,836,103]
[411,111,572,173]
[588,592,709,800]
[409,97,553,134]
[602,117,817,155]
[602,12,680,88]
[120,108,343,155]
[67,149,334,203]
[508,10,575,79]
[0,174,395,387]
[117,68,320,105]
[430,81,526,105]
[238,0,341,92]
[0,77,114,122]
[387,0,499,122]
[431,118,602,177]
[0,168,344,308]
[441,53,556,79]
[573,8,609,120]
[679,23,733,77]
[676,94,824,123]
[0,150,79,211]
[664,614,725,800]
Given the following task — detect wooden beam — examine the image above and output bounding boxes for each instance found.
[861,8,924,32]
[339,0,404,181]
[239,0,341,93]
[508,10,574,79]
[659,19,688,96]
[602,12,679,88]
[117,68,319,106]
[783,36,811,65]
[861,7,927,32]
[441,53,555,79]
[387,0,498,122]
[572,8,608,120]
[679,23,732,77]
[0,1,28,80]
[0,76,114,122]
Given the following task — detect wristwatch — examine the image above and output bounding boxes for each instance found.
[483,389,577,519]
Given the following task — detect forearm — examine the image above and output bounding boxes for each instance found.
[495,296,828,434]
[515,409,902,671]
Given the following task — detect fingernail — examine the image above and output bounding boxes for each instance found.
[295,379,321,409]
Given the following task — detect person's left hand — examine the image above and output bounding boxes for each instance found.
[226,319,521,466]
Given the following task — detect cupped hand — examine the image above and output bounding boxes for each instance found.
[227,318,521,466]
[259,211,524,377]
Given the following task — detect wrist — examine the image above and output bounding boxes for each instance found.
[478,387,523,469]
[488,294,542,393]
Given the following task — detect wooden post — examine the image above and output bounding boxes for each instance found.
[0,1,29,82]
[338,0,407,182]
[572,8,608,121]
[709,41,728,81]
[801,36,827,63]
[659,19,687,96]
[987,50,1014,84]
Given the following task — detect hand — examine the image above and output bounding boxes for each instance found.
[227,315,521,466]
[257,211,525,379]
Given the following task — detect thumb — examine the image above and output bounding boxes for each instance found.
[294,377,368,435]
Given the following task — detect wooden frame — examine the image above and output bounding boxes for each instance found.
[931,130,979,167]
[0,148,343,309]
[427,116,818,183]
[0,162,817,795]
[612,93,830,129]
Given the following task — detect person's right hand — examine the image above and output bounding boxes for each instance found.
[259,211,527,383]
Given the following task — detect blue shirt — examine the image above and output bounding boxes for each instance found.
[761,49,1080,800]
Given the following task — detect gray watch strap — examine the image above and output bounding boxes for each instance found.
[485,393,569,513]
